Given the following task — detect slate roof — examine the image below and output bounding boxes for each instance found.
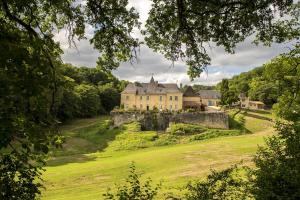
[121,77,181,95]
[183,86,199,97]
[198,90,221,99]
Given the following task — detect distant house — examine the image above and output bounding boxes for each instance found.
[120,76,221,111]
[198,90,221,107]
[239,93,265,110]
[183,86,202,109]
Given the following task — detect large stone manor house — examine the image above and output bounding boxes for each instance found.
[120,76,220,111]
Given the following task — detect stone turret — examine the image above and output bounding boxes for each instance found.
[150,76,155,84]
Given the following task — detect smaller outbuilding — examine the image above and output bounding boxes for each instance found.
[182,87,221,110]
[183,86,202,110]
[239,93,265,110]
[198,90,221,107]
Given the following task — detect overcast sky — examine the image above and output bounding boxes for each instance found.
[55,0,294,86]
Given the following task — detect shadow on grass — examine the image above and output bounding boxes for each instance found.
[245,109,271,115]
[46,154,97,167]
[243,112,272,121]
[229,112,251,133]
[48,117,122,166]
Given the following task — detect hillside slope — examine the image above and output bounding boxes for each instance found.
[42,110,274,200]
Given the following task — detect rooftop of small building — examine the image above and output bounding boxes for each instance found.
[198,90,221,99]
[183,86,199,97]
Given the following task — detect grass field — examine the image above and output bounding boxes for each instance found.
[42,109,274,200]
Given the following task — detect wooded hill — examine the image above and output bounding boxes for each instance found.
[55,64,127,122]
[217,61,281,106]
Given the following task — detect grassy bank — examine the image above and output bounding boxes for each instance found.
[42,109,274,199]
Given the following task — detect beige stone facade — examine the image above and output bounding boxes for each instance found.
[121,77,221,111]
[121,77,183,111]
[198,90,221,107]
[239,94,265,110]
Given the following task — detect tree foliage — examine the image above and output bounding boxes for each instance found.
[189,45,300,200]
[98,83,121,113]
[0,0,136,199]
[185,165,253,200]
[144,0,300,79]
[220,79,239,106]
[248,78,278,105]
[252,46,300,199]
[263,47,300,121]
[253,122,300,200]
[56,64,125,121]
[103,163,161,200]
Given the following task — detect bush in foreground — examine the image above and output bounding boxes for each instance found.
[103,163,161,200]
[184,165,253,200]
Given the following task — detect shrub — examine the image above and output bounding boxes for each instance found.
[103,163,161,200]
[253,122,300,199]
[228,111,248,132]
[122,122,142,132]
[186,108,197,113]
[106,128,158,151]
[184,165,253,200]
[190,129,242,141]
[167,123,207,135]
[153,134,180,146]
[103,119,113,129]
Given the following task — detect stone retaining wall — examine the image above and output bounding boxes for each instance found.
[110,111,229,130]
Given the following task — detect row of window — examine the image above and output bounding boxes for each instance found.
[139,104,178,110]
[125,95,179,101]
[125,104,179,110]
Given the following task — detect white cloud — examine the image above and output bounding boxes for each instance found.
[54,0,296,86]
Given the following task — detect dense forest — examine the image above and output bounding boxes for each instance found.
[216,55,295,107]
[181,84,216,92]
[56,64,127,121]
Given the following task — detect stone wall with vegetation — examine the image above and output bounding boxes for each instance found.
[111,111,229,130]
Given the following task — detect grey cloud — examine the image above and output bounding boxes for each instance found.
[54,0,296,86]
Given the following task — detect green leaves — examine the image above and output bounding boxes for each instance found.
[144,0,300,79]
[185,164,253,200]
[0,150,44,200]
[87,0,141,71]
[220,79,239,106]
[103,163,161,200]
[253,121,300,199]
[263,45,300,121]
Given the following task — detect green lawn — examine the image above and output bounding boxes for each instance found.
[42,109,274,200]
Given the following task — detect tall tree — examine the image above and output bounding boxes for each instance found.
[220,79,230,105]
[253,47,300,197]
[185,45,300,200]
[220,79,238,106]
[144,0,300,79]
[248,78,278,105]
[0,0,140,199]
